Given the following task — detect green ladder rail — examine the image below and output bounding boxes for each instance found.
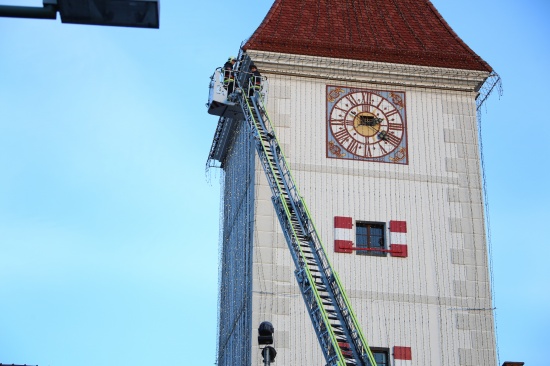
[231,55,378,366]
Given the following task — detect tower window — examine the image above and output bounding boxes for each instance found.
[371,348,390,366]
[356,221,386,256]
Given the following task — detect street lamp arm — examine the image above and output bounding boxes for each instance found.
[0,4,57,19]
[0,0,159,28]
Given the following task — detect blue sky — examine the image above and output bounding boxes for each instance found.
[1,1,548,365]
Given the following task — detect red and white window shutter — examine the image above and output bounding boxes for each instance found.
[389,220,408,258]
[334,216,353,253]
[393,346,412,365]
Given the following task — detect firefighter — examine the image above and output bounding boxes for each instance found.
[223,56,236,94]
[248,64,261,97]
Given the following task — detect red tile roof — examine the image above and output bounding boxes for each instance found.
[243,0,492,72]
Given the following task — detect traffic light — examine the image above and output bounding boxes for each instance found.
[258,321,274,345]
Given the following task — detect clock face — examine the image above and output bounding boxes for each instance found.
[327,86,408,164]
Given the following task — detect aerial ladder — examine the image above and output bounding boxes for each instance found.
[207,54,378,366]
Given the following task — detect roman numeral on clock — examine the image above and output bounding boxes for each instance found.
[334,105,348,113]
[330,119,345,126]
[388,122,403,131]
[365,144,372,157]
[385,108,399,118]
[384,132,401,146]
[346,93,360,106]
[333,128,350,142]
[362,92,372,104]
[347,140,362,155]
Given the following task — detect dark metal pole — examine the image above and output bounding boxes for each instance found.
[0,4,57,19]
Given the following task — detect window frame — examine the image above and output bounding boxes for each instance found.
[355,221,387,257]
[370,347,391,366]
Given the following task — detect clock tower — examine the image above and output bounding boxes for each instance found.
[209,1,500,365]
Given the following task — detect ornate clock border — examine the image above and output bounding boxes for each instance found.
[326,85,408,165]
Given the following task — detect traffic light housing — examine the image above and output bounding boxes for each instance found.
[258,321,274,345]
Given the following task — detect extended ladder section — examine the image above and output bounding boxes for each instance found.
[227,57,377,366]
